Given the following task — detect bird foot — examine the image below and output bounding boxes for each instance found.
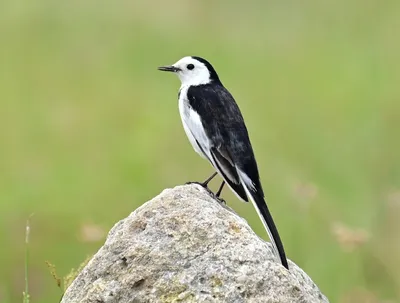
[214,196,226,205]
[185,181,209,188]
[185,181,214,194]
[185,181,203,186]
[185,181,226,204]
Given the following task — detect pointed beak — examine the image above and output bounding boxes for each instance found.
[157,65,181,72]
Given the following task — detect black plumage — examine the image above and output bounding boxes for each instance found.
[158,56,289,270]
[187,82,288,270]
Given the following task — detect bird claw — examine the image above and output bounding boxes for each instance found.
[185,181,226,204]
[215,196,226,205]
[185,181,203,186]
[185,181,213,193]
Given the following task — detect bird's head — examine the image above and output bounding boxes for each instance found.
[158,56,220,87]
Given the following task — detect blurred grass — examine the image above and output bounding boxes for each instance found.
[0,0,399,302]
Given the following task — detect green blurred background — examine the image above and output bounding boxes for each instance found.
[1,0,399,302]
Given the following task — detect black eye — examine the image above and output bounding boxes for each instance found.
[187,64,195,70]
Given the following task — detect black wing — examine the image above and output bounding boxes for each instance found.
[187,84,264,198]
[209,145,247,201]
[187,83,289,269]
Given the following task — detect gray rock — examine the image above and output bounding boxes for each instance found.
[61,184,329,303]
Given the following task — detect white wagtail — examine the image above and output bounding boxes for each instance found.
[158,56,289,269]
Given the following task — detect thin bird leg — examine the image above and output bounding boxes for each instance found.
[215,181,225,198]
[201,172,218,187]
[185,172,217,190]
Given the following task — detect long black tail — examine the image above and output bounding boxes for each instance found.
[239,176,289,269]
[253,193,289,269]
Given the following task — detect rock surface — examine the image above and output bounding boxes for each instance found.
[61,184,329,303]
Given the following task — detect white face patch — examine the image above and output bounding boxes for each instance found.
[172,56,211,87]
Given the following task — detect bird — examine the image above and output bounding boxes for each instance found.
[158,56,289,270]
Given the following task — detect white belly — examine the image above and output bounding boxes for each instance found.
[178,86,210,160]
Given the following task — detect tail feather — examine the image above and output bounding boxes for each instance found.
[238,172,289,269]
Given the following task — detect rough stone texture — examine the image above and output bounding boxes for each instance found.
[61,184,329,303]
